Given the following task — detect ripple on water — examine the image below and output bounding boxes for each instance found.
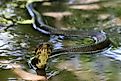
[103,47,121,61]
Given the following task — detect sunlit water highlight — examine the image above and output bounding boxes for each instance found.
[103,47,121,61]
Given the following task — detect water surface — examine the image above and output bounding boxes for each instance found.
[1,0,121,81]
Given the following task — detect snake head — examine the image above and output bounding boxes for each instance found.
[35,42,53,55]
[34,42,53,69]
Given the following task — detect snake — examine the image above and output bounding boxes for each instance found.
[26,1,112,70]
[28,43,53,76]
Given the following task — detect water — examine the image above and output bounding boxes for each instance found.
[1,0,121,81]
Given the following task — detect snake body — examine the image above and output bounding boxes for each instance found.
[26,1,111,55]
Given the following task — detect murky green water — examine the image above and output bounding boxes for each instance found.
[1,0,121,81]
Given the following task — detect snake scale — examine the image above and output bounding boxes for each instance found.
[26,1,111,55]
